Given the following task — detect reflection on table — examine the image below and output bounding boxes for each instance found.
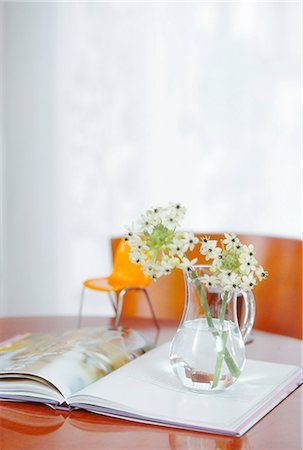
[0,316,301,450]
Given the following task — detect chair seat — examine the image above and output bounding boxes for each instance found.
[83,277,125,292]
[83,276,148,292]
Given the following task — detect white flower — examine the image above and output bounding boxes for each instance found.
[198,232,267,292]
[239,252,257,274]
[178,257,198,272]
[201,240,222,261]
[209,257,223,273]
[168,240,188,259]
[255,265,268,281]
[124,224,142,245]
[160,258,178,275]
[137,214,154,234]
[219,272,241,292]
[181,232,199,252]
[168,202,186,218]
[146,206,163,222]
[241,244,256,258]
[200,235,211,245]
[200,274,219,289]
[129,252,145,266]
[223,233,240,251]
[126,202,194,279]
[241,272,257,290]
[142,262,162,280]
[162,209,182,229]
[128,239,148,253]
[200,238,217,255]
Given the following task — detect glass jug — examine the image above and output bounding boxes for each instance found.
[170,265,255,392]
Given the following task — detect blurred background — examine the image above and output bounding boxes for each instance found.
[0,2,301,317]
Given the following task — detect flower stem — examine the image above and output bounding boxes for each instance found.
[190,270,216,332]
[212,330,228,389]
[190,270,240,379]
[212,291,230,388]
[219,291,229,325]
[224,351,240,378]
[217,291,240,378]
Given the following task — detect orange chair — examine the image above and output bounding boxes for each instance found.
[78,240,159,329]
[111,235,303,339]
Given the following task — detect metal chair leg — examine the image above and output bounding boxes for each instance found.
[114,287,159,330]
[78,286,86,328]
[114,289,126,328]
[79,287,119,328]
[142,288,160,330]
[107,292,117,314]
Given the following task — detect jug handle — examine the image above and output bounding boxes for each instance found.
[239,290,256,343]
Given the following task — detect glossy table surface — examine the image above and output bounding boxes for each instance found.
[0,316,302,450]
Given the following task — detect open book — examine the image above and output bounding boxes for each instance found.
[0,330,302,437]
[0,327,151,406]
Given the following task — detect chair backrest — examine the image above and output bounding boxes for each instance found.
[111,235,302,339]
[110,239,150,288]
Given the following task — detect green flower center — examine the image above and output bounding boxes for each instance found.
[221,252,240,272]
[145,224,174,250]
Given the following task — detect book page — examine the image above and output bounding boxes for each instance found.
[0,327,151,401]
[0,378,64,403]
[69,342,302,435]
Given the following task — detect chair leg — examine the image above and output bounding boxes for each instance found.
[78,286,86,328]
[142,289,160,330]
[114,289,126,328]
[107,292,117,314]
[114,287,159,330]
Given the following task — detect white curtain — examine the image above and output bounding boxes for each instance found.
[1,2,301,316]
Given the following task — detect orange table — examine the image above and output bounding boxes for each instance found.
[0,316,302,450]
